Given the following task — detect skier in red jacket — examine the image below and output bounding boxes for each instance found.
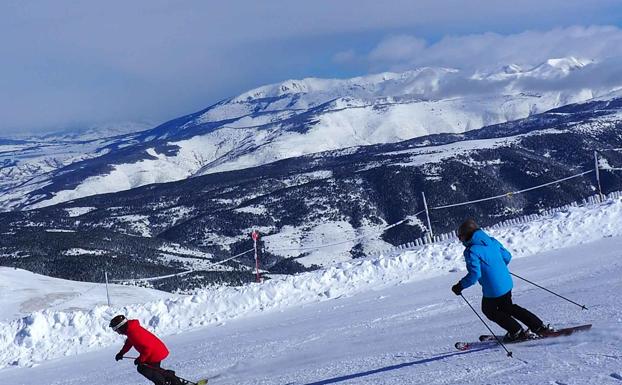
[110,315,182,385]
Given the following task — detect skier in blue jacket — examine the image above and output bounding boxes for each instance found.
[451,219,553,341]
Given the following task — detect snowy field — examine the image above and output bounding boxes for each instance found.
[0,268,174,321]
[2,235,621,385]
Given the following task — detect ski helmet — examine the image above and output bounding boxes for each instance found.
[109,314,128,331]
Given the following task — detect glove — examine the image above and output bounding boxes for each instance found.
[134,357,141,366]
[451,282,463,296]
[115,352,124,361]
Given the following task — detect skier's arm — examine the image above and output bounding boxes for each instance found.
[459,250,481,289]
[118,339,133,356]
[493,238,512,265]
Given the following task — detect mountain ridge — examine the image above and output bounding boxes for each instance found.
[1,96,621,291]
[2,57,620,211]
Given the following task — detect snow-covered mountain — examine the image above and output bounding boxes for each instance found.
[2,97,622,291]
[0,121,152,210]
[2,57,620,211]
[8,121,153,142]
[473,57,594,81]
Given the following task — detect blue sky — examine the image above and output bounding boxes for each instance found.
[1,0,622,135]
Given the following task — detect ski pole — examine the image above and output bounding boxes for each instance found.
[460,294,513,358]
[122,357,201,385]
[510,272,588,310]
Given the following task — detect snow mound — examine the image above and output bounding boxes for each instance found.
[2,196,622,368]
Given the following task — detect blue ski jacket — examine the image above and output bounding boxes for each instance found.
[459,229,513,298]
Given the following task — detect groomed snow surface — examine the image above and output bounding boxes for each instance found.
[2,196,622,384]
[0,269,174,322]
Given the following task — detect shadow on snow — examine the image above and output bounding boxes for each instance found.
[300,348,489,385]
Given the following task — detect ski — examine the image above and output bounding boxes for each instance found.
[178,377,207,385]
[479,324,592,342]
[454,340,489,351]
[455,324,592,351]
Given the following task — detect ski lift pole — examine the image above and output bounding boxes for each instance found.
[252,230,261,283]
[594,151,603,201]
[510,272,588,310]
[104,271,111,307]
[460,294,513,358]
[421,191,433,242]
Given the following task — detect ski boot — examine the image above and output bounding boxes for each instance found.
[503,328,535,342]
[533,323,556,337]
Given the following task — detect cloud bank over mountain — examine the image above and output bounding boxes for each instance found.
[341,26,622,71]
[1,1,621,134]
[333,26,622,99]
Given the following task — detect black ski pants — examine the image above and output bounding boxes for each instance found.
[481,290,543,334]
[137,362,183,385]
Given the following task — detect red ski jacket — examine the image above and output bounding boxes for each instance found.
[119,319,169,364]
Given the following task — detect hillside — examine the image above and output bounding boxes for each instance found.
[1,98,621,291]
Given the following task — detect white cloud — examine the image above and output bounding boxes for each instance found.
[1,1,621,134]
[368,35,427,63]
[365,26,622,72]
[333,50,358,64]
[330,26,622,102]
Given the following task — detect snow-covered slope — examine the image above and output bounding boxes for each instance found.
[2,209,621,384]
[0,267,174,322]
[5,57,622,210]
[1,194,622,371]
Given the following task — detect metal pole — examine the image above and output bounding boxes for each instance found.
[254,239,260,282]
[510,272,587,310]
[594,151,603,201]
[460,294,513,357]
[252,230,261,283]
[104,271,111,307]
[421,192,433,240]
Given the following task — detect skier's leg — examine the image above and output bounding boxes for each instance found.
[501,291,544,331]
[137,362,168,385]
[481,295,522,334]
[162,368,185,385]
